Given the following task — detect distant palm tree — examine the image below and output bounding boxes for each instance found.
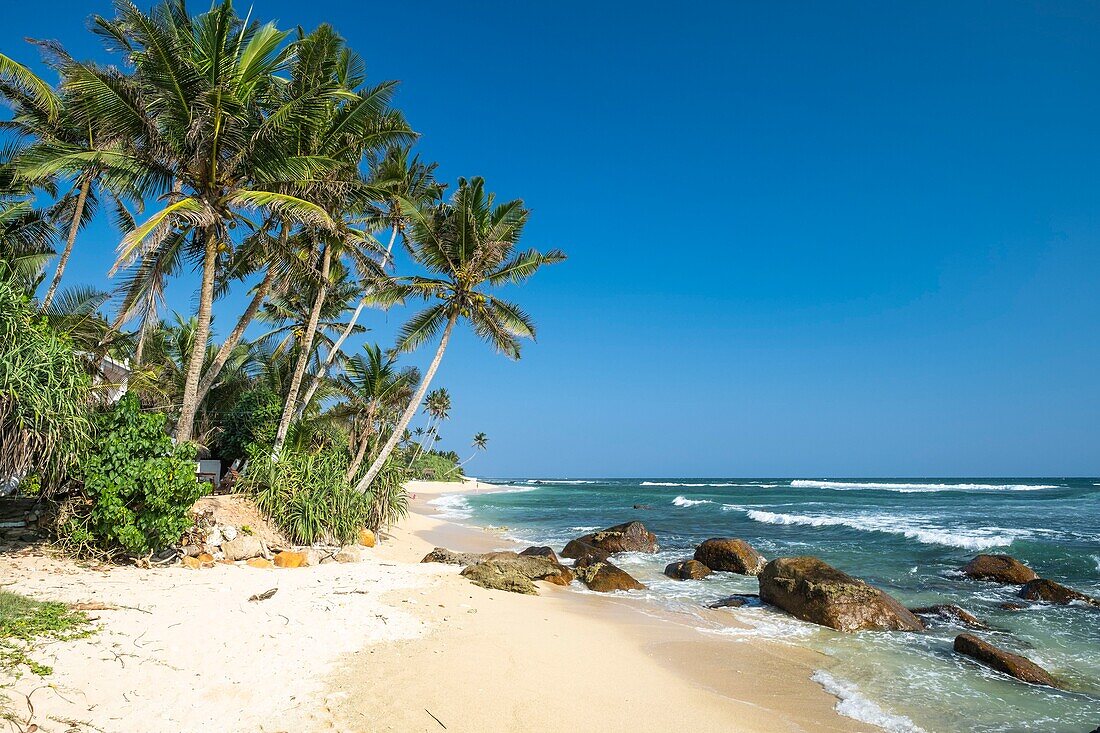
[458,432,488,470]
[408,387,450,466]
[353,177,565,492]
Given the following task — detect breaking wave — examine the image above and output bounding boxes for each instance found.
[426,494,472,519]
[791,480,1058,493]
[642,481,741,487]
[672,495,714,507]
[812,671,925,733]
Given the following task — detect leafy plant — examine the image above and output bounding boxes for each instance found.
[215,387,282,463]
[0,278,92,492]
[0,590,93,677]
[63,394,202,556]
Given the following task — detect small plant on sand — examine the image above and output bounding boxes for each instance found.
[61,394,202,557]
[0,590,93,677]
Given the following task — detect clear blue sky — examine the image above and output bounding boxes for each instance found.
[5,1,1099,477]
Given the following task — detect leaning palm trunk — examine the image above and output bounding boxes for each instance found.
[272,244,332,454]
[41,174,91,309]
[175,229,219,443]
[297,228,398,414]
[194,265,276,403]
[406,420,436,467]
[345,404,377,482]
[355,312,457,493]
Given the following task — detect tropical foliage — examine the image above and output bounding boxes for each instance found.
[0,0,563,546]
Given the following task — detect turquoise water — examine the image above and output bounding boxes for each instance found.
[431,478,1100,733]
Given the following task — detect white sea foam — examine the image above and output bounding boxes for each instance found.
[642,481,740,487]
[427,494,473,519]
[811,671,925,733]
[791,479,1058,493]
[520,479,597,485]
[738,508,1025,550]
[672,495,714,507]
[487,486,540,494]
[1093,555,1100,572]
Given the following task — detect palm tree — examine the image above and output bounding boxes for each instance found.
[331,344,420,481]
[408,386,450,466]
[83,1,350,443]
[0,52,59,120]
[458,432,489,470]
[353,177,565,493]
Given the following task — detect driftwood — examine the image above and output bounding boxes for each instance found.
[248,588,278,602]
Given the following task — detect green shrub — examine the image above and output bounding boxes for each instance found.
[365,454,410,531]
[0,279,92,492]
[407,449,462,481]
[64,394,202,556]
[215,387,281,464]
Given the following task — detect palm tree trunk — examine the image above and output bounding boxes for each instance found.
[355,311,458,493]
[194,265,276,403]
[175,228,219,443]
[407,419,435,468]
[133,313,150,368]
[272,243,332,454]
[42,174,91,309]
[345,404,377,482]
[297,228,398,414]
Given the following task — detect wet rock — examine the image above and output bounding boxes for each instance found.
[693,538,766,575]
[633,504,652,510]
[758,556,925,632]
[573,555,645,592]
[664,559,712,580]
[707,594,759,609]
[420,547,486,565]
[273,550,308,568]
[519,546,561,564]
[358,528,376,547]
[953,633,1058,687]
[335,545,363,563]
[460,552,573,594]
[561,521,658,560]
[221,535,265,562]
[910,604,990,630]
[998,602,1028,611]
[961,554,1038,584]
[1018,578,1100,607]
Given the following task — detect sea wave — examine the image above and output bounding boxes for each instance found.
[791,480,1058,493]
[642,481,741,487]
[487,486,540,494]
[519,479,597,485]
[427,494,473,519]
[672,495,714,507]
[812,671,925,733]
[738,508,1025,550]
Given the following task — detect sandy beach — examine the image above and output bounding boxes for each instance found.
[0,480,870,732]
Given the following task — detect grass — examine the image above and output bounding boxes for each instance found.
[0,590,93,677]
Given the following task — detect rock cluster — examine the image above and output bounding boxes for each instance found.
[561,521,658,560]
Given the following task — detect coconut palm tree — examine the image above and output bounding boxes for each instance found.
[353,177,565,493]
[408,386,450,466]
[458,432,489,469]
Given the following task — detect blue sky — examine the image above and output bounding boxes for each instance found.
[4,1,1099,477]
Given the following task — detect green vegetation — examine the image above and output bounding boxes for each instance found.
[62,394,202,557]
[0,590,93,677]
[0,0,562,549]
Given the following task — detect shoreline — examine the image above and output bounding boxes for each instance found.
[0,479,873,732]
[339,479,873,732]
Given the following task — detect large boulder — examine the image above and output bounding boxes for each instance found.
[335,545,364,563]
[273,550,308,568]
[1018,578,1099,607]
[758,557,925,632]
[953,633,1058,687]
[909,604,990,630]
[421,547,485,565]
[221,535,265,562]
[693,538,766,575]
[519,546,561,564]
[561,521,658,560]
[664,559,712,580]
[961,554,1038,584]
[460,552,573,594]
[573,555,645,592]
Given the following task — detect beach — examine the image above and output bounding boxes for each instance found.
[0,480,870,733]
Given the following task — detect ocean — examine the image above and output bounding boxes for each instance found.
[429,478,1100,733]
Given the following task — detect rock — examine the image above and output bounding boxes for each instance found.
[460,552,573,594]
[421,547,485,565]
[707,594,759,609]
[1018,578,1099,607]
[561,521,658,560]
[664,559,712,580]
[221,535,265,562]
[181,555,202,569]
[633,504,652,510]
[693,538,766,575]
[519,546,560,564]
[246,557,274,569]
[961,554,1038,584]
[998,602,1028,611]
[358,528,376,548]
[758,556,925,632]
[461,563,538,594]
[335,546,363,563]
[221,525,238,542]
[573,555,645,592]
[196,552,215,567]
[304,549,322,567]
[273,551,308,568]
[953,633,1058,687]
[204,527,223,547]
[181,544,202,557]
[910,604,990,630]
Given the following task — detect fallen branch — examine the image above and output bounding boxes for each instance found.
[425,709,446,729]
[248,588,278,602]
